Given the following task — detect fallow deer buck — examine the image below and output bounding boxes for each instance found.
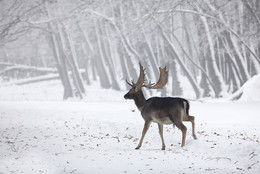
[124,64,197,150]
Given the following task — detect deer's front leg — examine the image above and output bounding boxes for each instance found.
[135,121,151,150]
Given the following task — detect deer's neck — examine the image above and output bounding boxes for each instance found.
[133,90,146,112]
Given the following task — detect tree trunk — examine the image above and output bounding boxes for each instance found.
[45,4,73,99]
[198,8,227,97]
[97,20,120,90]
[62,24,86,97]
[94,22,111,89]
[170,58,183,96]
[160,26,202,99]
[199,57,213,97]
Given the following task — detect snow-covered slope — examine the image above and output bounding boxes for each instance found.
[229,74,260,102]
[0,82,259,173]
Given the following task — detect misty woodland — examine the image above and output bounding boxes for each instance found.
[1,1,260,173]
[0,0,260,99]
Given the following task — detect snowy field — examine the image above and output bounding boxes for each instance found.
[0,81,260,173]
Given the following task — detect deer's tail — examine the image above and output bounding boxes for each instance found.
[183,99,190,116]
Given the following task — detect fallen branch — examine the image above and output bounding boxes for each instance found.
[0,62,14,67]
[1,74,60,86]
[1,69,86,86]
[0,64,57,75]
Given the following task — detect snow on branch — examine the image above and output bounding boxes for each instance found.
[134,8,260,63]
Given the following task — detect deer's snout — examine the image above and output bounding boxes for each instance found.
[124,92,133,99]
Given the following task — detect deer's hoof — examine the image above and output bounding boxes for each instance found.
[135,147,140,150]
[161,147,165,150]
[193,135,197,140]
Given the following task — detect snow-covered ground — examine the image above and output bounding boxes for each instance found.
[0,81,259,173]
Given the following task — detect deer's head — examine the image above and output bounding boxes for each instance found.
[124,63,168,100]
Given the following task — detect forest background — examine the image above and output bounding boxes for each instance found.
[1,0,259,100]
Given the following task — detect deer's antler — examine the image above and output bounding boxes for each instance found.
[143,66,168,89]
[126,63,145,87]
[126,64,168,89]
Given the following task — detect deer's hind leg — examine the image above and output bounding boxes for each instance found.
[158,123,166,150]
[182,115,197,140]
[175,122,187,147]
[169,113,187,147]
